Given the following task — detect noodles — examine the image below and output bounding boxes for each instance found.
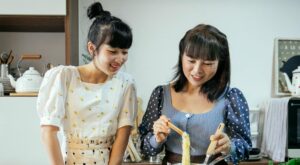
[182,132,190,165]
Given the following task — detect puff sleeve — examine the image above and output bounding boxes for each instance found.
[37,66,69,128]
[138,86,164,156]
[224,88,252,164]
[117,80,138,128]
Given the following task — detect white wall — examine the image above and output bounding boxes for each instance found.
[79,0,300,110]
[0,0,66,15]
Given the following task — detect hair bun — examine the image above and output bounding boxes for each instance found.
[87,2,111,20]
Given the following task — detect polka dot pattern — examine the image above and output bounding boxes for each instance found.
[138,86,164,156]
[224,88,252,164]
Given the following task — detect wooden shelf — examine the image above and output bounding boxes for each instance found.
[0,15,64,32]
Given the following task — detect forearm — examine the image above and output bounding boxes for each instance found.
[140,132,164,156]
[109,126,131,165]
[41,126,64,165]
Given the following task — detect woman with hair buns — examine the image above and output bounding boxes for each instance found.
[37,2,137,165]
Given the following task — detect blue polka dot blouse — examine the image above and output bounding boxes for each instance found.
[138,85,252,165]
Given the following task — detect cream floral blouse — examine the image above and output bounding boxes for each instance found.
[37,65,137,140]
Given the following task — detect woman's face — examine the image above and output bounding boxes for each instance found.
[94,44,128,75]
[182,53,219,88]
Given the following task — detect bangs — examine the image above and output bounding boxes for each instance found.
[184,35,222,61]
[106,22,132,49]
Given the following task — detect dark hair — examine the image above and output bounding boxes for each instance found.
[87,2,132,54]
[172,24,230,102]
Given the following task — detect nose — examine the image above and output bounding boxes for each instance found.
[116,54,127,64]
[192,61,202,74]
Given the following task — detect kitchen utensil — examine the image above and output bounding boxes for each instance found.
[207,154,230,165]
[203,123,225,165]
[7,55,14,65]
[0,51,10,64]
[167,121,184,136]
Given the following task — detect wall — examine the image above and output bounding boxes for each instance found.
[0,32,65,77]
[79,0,300,110]
[0,0,66,15]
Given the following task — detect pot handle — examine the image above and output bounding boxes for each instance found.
[17,54,42,76]
[20,54,42,60]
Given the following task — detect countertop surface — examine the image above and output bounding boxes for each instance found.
[123,158,280,165]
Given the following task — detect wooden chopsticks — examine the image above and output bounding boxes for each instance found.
[167,121,184,136]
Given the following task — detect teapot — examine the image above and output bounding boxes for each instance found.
[8,67,43,93]
[283,66,300,96]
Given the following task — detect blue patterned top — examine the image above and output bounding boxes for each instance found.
[138,85,252,165]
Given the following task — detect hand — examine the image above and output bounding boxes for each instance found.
[211,132,231,155]
[153,115,171,143]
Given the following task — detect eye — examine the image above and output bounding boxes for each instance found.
[122,51,128,55]
[107,50,117,54]
[188,60,196,63]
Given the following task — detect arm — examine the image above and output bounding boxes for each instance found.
[110,78,138,164]
[138,86,165,156]
[41,125,64,165]
[109,126,132,165]
[37,67,68,165]
[225,88,252,164]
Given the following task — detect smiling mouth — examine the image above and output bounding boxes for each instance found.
[110,63,121,71]
[191,75,202,81]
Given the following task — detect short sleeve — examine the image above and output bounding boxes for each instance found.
[117,81,138,128]
[36,66,69,128]
[224,88,252,164]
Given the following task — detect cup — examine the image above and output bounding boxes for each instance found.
[0,83,4,96]
[1,64,8,78]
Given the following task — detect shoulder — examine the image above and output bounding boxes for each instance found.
[152,84,168,94]
[225,87,249,110]
[44,65,76,79]
[226,87,246,100]
[113,71,135,85]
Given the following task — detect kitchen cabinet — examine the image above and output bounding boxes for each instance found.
[0,97,48,164]
[0,0,78,65]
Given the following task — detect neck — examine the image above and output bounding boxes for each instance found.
[185,84,201,95]
[78,62,108,84]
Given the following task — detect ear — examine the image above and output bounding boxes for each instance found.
[87,41,96,56]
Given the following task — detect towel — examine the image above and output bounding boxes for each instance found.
[260,97,290,162]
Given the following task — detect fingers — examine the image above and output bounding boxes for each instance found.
[153,115,171,143]
[214,133,231,154]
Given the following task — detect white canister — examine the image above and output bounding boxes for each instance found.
[0,82,4,96]
[1,64,8,78]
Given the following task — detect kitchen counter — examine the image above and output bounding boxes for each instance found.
[0,97,48,164]
[123,158,280,165]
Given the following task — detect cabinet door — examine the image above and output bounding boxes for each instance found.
[0,0,66,15]
[0,97,49,164]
